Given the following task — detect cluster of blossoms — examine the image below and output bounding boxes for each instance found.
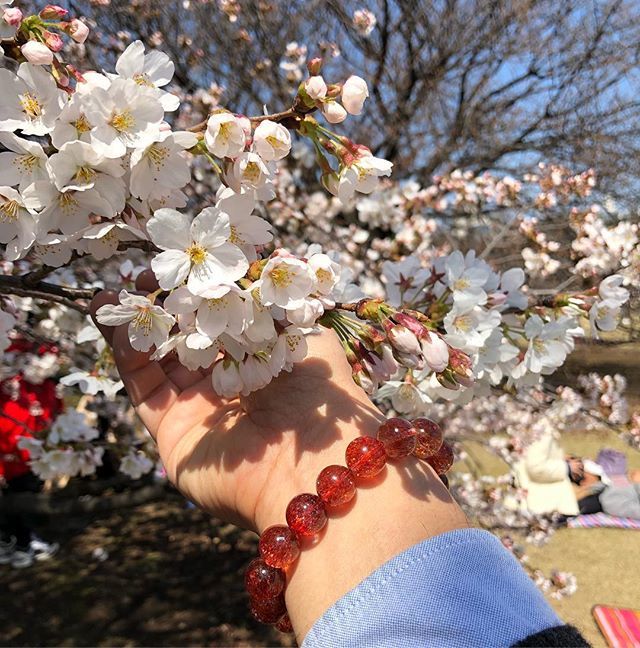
[0,4,636,606]
[16,409,103,479]
[0,8,395,399]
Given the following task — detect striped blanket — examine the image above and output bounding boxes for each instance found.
[567,513,640,529]
[593,605,640,648]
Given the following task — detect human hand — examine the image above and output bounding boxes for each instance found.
[90,271,385,534]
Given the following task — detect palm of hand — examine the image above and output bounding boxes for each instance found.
[91,289,383,533]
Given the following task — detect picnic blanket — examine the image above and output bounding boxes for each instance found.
[567,513,640,529]
[593,605,640,648]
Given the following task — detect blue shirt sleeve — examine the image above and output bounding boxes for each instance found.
[302,528,562,648]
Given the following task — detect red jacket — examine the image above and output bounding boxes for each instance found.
[0,341,62,482]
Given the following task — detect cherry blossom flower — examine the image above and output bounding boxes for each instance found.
[60,371,124,397]
[85,78,164,158]
[113,40,179,111]
[0,63,65,135]
[438,250,491,309]
[259,254,314,308]
[96,290,176,352]
[163,284,249,340]
[205,111,247,158]
[120,450,154,480]
[252,119,291,161]
[50,93,96,149]
[0,186,38,260]
[147,206,249,295]
[513,315,576,378]
[215,186,273,261]
[336,153,393,203]
[130,130,197,200]
[226,151,272,192]
[0,133,49,189]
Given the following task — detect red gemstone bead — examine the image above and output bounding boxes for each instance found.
[316,465,356,507]
[259,525,300,569]
[250,593,286,624]
[286,493,327,537]
[412,418,443,459]
[275,613,294,633]
[377,417,416,458]
[244,558,285,599]
[345,436,387,478]
[428,441,455,474]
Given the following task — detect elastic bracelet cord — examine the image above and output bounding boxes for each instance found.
[243,416,454,633]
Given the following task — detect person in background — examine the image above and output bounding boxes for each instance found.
[0,341,61,568]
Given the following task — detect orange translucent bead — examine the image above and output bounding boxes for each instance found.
[259,525,300,569]
[316,465,356,507]
[428,441,455,475]
[244,558,285,599]
[286,493,327,537]
[275,613,294,633]
[377,417,416,458]
[250,593,286,624]
[345,436,387,478]
[412,418,443,459]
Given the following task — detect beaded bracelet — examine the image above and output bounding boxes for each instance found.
[244,416,454,633]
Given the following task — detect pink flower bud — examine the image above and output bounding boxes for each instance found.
[43,30,64,52]
[3,7,23,27]
[321,100,347,124]
[307,57,323,75]
[304,75,327,100]
[39,4,68,19]
[420,332,449,373]
[64,18,89,43]
[21,41,54,65]
[386,324,421,356]
[393,312,427,337]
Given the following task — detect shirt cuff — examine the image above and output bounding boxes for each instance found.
[302,528,561,648]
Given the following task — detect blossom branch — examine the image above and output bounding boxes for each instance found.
[0,275,93,314]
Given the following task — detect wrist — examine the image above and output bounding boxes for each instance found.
[252,391,386,534]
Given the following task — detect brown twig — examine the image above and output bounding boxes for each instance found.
[0,275,94,314]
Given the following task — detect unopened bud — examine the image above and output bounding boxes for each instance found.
[386,324,421,356]
[355,298,384,321]
[62,18,89,43]
[421,332,449,373]
[321,100,347,124]
[43,30,64,52]
[21,41,54,65]
[3,7,23,26]
[39,4,68,19]
[393,312,426,337]
[307,57,322,75]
